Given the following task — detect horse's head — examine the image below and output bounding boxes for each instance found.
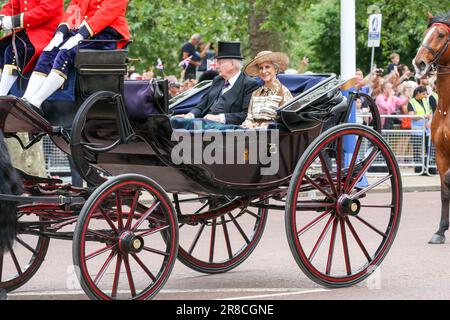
[413,13,450,79]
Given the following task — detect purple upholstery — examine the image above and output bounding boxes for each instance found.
[123,80,159,119]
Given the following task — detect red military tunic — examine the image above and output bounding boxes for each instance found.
[0,0,63,73]
[57,0,130,47]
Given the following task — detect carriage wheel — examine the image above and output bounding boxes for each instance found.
[73,174,178,300]
[0,214,49,292]
[286,124,402,288]
[172,195,268,274]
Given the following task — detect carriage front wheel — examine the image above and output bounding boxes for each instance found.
[73,174,178,300]
[286,124,402,288]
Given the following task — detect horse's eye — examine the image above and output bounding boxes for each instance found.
[438,33,445,39]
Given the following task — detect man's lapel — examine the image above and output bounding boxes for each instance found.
[222,73,244,108]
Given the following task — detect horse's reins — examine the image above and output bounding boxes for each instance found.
[422,23,450,76]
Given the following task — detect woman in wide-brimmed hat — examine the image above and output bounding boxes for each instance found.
[242,51,293,129]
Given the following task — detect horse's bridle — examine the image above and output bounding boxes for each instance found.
[421,23,450,76]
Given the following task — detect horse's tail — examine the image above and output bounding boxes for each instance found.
[0,130,22,254]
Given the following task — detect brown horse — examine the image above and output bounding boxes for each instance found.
[413,12,450,244]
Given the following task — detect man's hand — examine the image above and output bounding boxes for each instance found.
[44,32,64,51]
[204,114,221,122]
[172,113,194,119]
[60,33,84,50]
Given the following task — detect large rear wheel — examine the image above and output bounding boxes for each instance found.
[286,124,402,288]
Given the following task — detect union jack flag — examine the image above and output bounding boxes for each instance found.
[156,58,164,70]
[179,55,192,69]
[207,59,218,71]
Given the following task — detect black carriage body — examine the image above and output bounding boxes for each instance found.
[0,49,360,197]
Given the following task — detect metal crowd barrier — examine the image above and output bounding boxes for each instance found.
[43,136,70,175]
[357,114,429,176]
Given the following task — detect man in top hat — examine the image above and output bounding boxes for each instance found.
[175,41,259,125]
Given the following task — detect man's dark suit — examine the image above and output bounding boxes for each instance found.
[190,73,259,125]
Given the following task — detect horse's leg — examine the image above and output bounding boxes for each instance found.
[429,158,450,244]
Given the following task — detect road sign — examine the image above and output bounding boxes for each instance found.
[368,14,382,47]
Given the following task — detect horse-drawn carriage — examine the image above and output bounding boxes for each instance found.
[0,46,402,300]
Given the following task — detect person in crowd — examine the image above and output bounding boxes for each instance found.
[241,51,293,129]
[387,52,400,74]
[172,41,259,128]
[197,42,215,79]
[180,33,202,81]
[297,55,309,74]
[21,0,130,109]
[375,82,408,129]
[408,86,433,174]
[0,0,63,96]
[143,67,154,80]
[168,81,181,99]
[428,78,439,113]
[180,78,197,93]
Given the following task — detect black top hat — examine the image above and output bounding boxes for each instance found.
[216,41,243,60]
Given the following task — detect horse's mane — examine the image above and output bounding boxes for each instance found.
[428,11,450,28]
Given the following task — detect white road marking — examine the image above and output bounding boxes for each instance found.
[8,288,329,297]
[218,289,329,300]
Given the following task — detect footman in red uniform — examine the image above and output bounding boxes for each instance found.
[22,0,130,108]
[0,0,63,95]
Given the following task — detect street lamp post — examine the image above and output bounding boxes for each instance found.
[340,0,356,81]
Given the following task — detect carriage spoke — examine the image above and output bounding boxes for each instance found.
[340,218,352,275]
[94,251,117,286]
[0,254,3,281]
[351,175,392,199]
[86,229,115,241]
[123,255,137,297]
[111,255,122,298]
[116,190,124,230]
[344,217,372,262]
[298,209,333,236]
[10,249,23,275]
[244,209,260,219]
[229,213,250,244]
[346,150,381,193]
[343,136,363,191]
[318,153,338,197]
[209,220,217,263]
[304,175,336,200]
[308,215,334,262]
[131,253,156,282]
[189,224,206,255]
[99,207,119,235]
[16,237,39,255]
[137,224,170,238]
[125,190,140,230]
[142,246,170,257]
[221,216,233,260]
[355,216,388,238]
[131,201,160,232]
[326,217,339,275]
[86,244,117,261]
[336,137,343,194]
[297,201,335,209]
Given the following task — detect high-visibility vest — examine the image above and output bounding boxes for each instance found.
[410,98,432,116]
[410,98,432,134]
[429,92,439,105]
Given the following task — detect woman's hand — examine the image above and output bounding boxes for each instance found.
[241,121,254,129]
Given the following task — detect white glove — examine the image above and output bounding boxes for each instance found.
[60,33,84,50]
[44,32,64,51]
[2,16,12,32]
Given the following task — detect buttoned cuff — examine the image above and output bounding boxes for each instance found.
[78,21,94,38]
[219,114,226,124]
[56,23,70,37]
[12,13,23,28]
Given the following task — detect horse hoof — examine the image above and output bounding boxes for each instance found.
[429,234,446,244]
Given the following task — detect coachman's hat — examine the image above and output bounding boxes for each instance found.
[216,41,244,60]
